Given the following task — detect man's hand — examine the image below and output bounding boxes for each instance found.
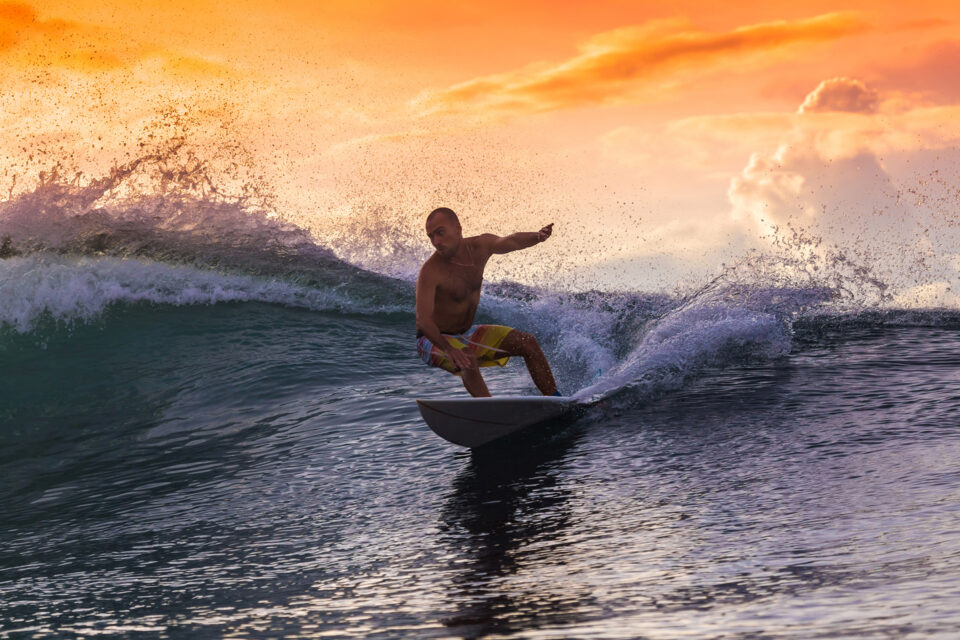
[444,346,476,372]
[538,223,554,243]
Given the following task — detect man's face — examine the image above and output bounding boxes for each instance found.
[426,214,461,258]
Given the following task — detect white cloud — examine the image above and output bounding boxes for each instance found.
[798,77,880,114]
[726,79,960,306]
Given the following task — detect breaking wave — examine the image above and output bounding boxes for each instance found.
[2,135,956,402]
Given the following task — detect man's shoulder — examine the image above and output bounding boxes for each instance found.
[418,253,442,278]
[468,234,497,253]
[422,251,443,267]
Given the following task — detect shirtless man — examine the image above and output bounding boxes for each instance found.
[415,207,559,397]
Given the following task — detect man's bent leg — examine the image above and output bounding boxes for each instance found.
[499,330,558,396]
[460,352,492,397]
[460,366,491,397]
[460,367,491,397]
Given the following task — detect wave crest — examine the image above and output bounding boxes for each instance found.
[0,254,406,335]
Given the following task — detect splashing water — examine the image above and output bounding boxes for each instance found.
[0,123,957,403]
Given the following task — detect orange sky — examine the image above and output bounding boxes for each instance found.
[4,1,960,296]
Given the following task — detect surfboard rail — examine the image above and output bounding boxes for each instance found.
[416,395,576,448]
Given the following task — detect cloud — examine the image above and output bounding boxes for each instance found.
[416,12,870,117]
[725,82,960,235]
[798,77,879,114]
[725,79,960,301]
[609,96,960,169]
[728,143,899,234]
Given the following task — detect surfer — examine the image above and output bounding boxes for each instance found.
[416,207,559,398]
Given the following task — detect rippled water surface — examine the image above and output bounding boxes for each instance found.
[3,303,960,639]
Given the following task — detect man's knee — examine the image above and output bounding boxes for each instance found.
[507,330,539,355]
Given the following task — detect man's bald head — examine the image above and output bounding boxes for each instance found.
[425,207,463,258]
[426,207,460,228]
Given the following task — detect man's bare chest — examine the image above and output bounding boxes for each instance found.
[436,267,483,302]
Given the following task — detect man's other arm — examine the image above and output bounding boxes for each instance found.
[482,223,553,254]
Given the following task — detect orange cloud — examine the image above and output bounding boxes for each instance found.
[599,75,960,195]
[653,104,960,167]
[798,77,880,114]
[417,12,871,117]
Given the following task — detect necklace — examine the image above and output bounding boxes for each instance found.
[449,242,474,267]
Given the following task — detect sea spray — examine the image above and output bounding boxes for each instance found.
[0,126,955,406]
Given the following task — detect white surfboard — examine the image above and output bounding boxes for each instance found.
[417,396,577,448]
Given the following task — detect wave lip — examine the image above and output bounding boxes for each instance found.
[0,253,406,334]
[569,285,833,402]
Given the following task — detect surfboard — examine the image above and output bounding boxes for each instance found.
[416,396,577,448]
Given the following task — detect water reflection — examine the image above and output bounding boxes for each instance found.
[439,421,600,637]
[6,320,960,638]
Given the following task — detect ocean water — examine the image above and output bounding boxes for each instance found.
[3,166,960,639]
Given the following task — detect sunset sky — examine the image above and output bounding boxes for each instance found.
[3,1,960,298]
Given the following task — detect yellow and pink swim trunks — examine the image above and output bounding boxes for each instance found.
[417,324,514,375]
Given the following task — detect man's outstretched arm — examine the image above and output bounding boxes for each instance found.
[483,223,553,254]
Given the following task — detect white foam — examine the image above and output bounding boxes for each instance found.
[575,303,790,402]
[483,290,632,391]
[480,283,811,401]
[0,254,404,334]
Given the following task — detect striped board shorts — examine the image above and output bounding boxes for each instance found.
[417,324,513,375]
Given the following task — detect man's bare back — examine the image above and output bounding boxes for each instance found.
[415,207,557,397]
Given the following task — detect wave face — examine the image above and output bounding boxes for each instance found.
[4,288,960,639]
[4,150,960,638]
